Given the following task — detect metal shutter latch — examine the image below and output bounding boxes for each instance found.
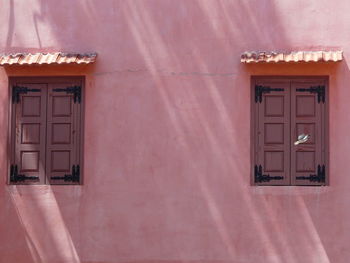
[12,86,41,103]
[296,85,325,103]
[255,85,284,103]
[254,165,284,183]
[51,165,80,182]
[10,165,39,182]
[53,86,82,103]
[296,165,326,183]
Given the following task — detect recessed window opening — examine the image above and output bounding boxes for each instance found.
[9,77,84,185]
[252,76,328,186]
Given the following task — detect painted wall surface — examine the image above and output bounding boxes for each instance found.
[0,1,349,262]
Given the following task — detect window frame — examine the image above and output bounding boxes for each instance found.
[7,76,85,185]
[250,76,329,186]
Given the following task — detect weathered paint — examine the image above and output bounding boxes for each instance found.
[0,1,349,262]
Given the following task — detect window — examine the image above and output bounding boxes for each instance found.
[252,77,328,186]
[9,77,84,185]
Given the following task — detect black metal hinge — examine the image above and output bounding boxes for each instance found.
[12,86,41,103]
[51,165,80,182]
[296,165,325,183]
[255,85,284,103]
[296,85,325,103]
[10,165,39,182]
[53,86,81,103]
[254,165,284,183]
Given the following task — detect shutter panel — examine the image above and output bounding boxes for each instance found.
[46,83,82,184]
[291,81,326,185]
[254,81,290,185]
[11,84,47,184]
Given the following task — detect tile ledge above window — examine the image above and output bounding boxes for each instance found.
[241,51,343,63]
[0,52,97,66]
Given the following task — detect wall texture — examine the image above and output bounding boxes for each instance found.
[0,0,349,262]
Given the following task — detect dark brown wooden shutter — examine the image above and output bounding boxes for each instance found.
[46,83,81,184]
[11,84,47,184]
[291,81,326,185]
[253,81,290,185]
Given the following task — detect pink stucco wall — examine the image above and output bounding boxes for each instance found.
[0,1,349,262]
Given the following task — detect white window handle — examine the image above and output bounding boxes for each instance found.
[294,134,310,145]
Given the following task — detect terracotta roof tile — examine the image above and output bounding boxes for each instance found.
[241,51,343,63]
[0,52,97,65]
